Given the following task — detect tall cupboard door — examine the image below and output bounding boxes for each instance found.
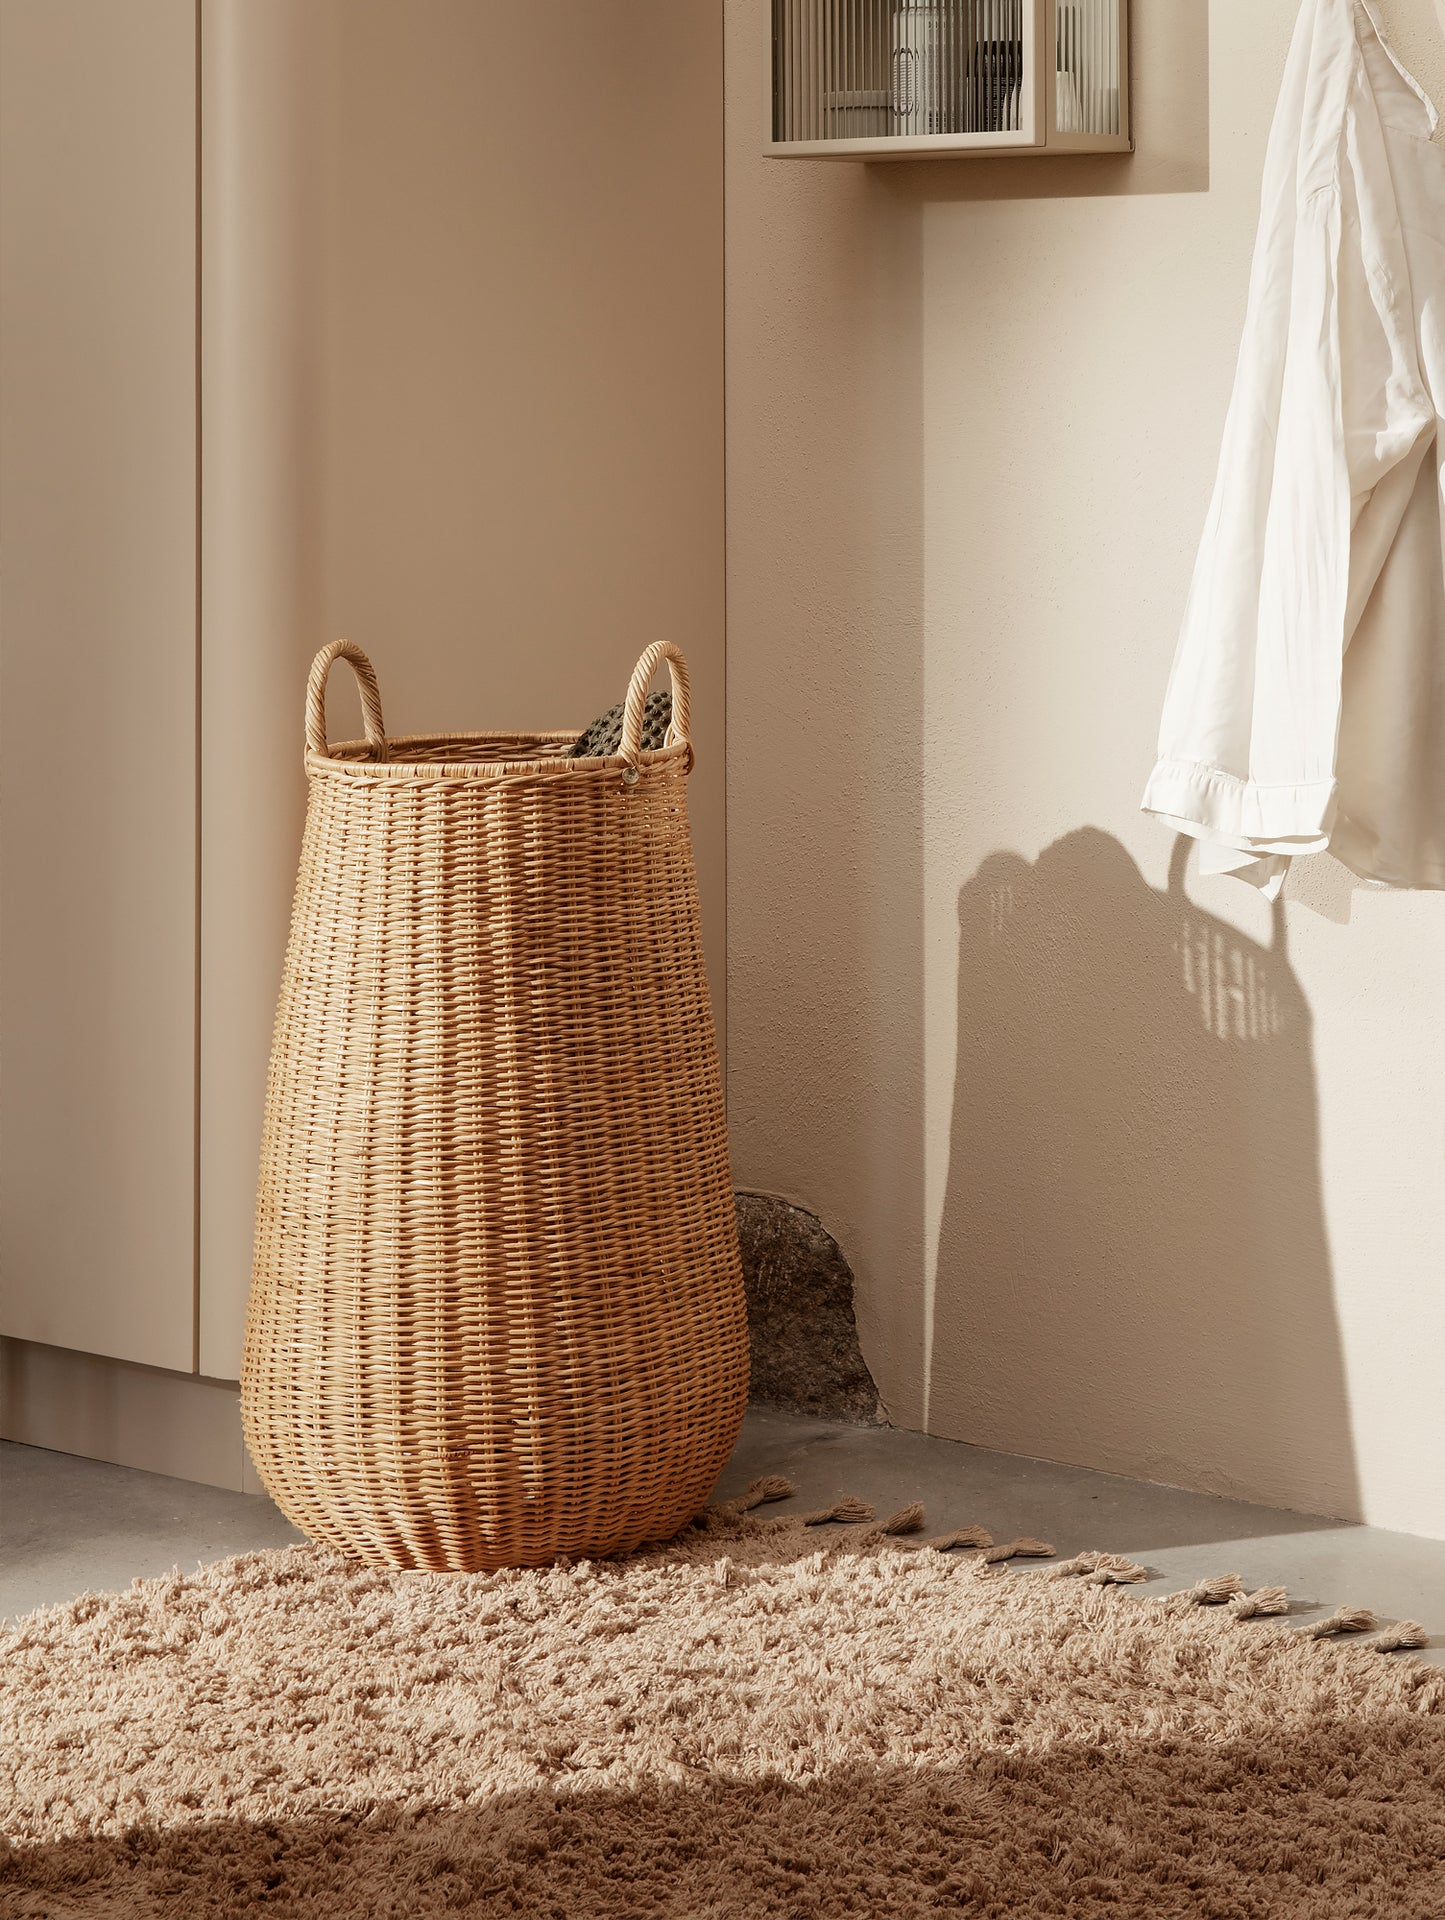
[195,0,727,1378]
[0,0,199,1370]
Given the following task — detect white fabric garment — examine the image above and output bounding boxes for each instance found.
[1143,0,1445,895]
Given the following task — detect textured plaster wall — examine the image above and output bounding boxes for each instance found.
[727,0,1445,1537]
[725,0,927,1428]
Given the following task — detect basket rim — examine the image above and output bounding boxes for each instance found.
[307,730,692,783]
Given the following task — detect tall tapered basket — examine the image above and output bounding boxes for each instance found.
[241,641,748,1572]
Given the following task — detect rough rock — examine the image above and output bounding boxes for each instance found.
[735,1192,885,1425]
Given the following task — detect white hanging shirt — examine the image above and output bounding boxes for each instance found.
[1143,0,1445,895]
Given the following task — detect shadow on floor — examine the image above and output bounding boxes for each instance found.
[928,830,1360,1522]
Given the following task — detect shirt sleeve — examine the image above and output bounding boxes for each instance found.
[1142,2,1434,881]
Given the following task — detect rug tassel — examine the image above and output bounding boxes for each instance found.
[1163,1572,1245,1610]
[881,1502,927,1536]
[1229,1585,1289,1619]
[1051,1551,1148,1586]
[1364,1619,1427,1653]
[787,1495,876,1528]
[728,1475,797,1514]
[1297,1606,1377,1639]
[983,1537,1056,1564]
[920,1526,994,1553]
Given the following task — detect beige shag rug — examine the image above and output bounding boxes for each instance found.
[3,1484,1444,1919]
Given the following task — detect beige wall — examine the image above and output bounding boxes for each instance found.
[199,0,727,1378]
[727,0,1445,1538]
[725,0,927,1427]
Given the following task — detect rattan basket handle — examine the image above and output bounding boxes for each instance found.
[306,640,389,761]
[620,642,693,782]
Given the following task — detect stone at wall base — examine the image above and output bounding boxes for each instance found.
[735,1192,886,1427]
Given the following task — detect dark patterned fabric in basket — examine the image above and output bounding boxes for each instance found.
[570,689,672,759]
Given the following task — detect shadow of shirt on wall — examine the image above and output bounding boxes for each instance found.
[929,828,1359,1522]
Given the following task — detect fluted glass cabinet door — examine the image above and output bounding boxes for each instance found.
[768,0,1130,156]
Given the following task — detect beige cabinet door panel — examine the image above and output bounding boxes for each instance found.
[0,0,198,1370]
[197,0,726,1379]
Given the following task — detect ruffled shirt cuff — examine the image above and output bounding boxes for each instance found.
[1141,756,1337,897]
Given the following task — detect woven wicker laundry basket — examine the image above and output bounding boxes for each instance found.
[241,640,748,1572]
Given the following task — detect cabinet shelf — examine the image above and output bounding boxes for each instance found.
[768,0,1130,159]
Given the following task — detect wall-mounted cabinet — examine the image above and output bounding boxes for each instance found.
[768,0,1130,157]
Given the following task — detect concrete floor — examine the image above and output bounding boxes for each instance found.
[4,1411,1443,1660]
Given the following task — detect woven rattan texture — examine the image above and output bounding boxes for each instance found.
[241,645,748,1573]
